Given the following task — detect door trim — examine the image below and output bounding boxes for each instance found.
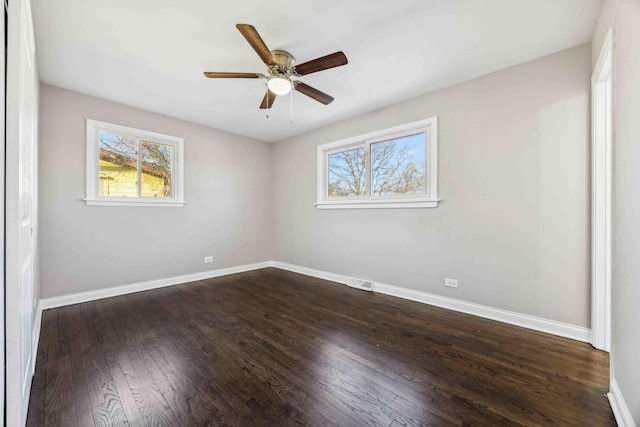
[1,2,7,426]
[591,28,613,352]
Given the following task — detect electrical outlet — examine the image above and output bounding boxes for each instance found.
[445,278,458,288]
[204,256,213,263]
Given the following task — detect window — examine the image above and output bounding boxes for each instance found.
[85,119,185,207]
[317,117,438,209]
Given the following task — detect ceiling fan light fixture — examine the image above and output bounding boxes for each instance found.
[267,76,292,95]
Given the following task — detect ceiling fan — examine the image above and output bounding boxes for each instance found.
[204,24,348,109]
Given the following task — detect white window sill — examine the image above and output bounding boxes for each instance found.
[84,199,186,207]
[315,198,440,209]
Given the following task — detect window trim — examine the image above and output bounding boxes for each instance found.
[316,117,439,209]
[85,119,185,207]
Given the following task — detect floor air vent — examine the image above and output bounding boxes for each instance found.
[347,278,374,292]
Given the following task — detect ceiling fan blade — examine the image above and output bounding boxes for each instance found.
[259,90,277,109]
[295,51,348,76]
[204,72,264,78]
[236,24,276,66]
[295,82,334,105]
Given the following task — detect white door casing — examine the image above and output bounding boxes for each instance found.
[1,3,7,426]
[6,0,38,425]
[591,28,613,353]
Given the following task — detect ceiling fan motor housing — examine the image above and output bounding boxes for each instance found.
[270,50,295,75]
[271,50,296,69]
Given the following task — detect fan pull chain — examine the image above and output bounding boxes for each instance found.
[266,86,270,119]
[290,88,293,125]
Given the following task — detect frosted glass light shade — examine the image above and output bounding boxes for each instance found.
[267,76,293,95]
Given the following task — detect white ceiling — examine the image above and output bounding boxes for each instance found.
[32,0,602,142]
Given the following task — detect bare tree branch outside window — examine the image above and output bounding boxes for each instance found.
[141,142,173,197]
[328,147,367,197]
[371,133,425,196]
[327,133,426,198]
[98,132,173,197]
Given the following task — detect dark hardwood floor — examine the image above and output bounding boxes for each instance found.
[27,268,615,426]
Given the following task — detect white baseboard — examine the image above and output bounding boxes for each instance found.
[272,261,591,343]
[374,281,591,342]
[608,378,637,427]
[36,260,591,345]
[32,301,43,372]
[271,261,351,286]
[39,261,271,310]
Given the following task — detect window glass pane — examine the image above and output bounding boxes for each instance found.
[328,147,366,197]
[140,141,173,198]
[371,132,426,196]
[99,131,138,197]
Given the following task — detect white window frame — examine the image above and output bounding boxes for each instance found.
[85,119,185,207]
[316,117,439,209]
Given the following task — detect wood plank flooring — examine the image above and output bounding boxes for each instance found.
[27,268,615,426]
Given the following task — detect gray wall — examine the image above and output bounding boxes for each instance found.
[38,85,272,298]
[593,0,640,422]
[272,44,592,327]
[39,45,595,327]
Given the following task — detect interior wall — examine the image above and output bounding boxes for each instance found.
[272,44,592,327]
[593,0,640,423]
[38,84,272,298]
